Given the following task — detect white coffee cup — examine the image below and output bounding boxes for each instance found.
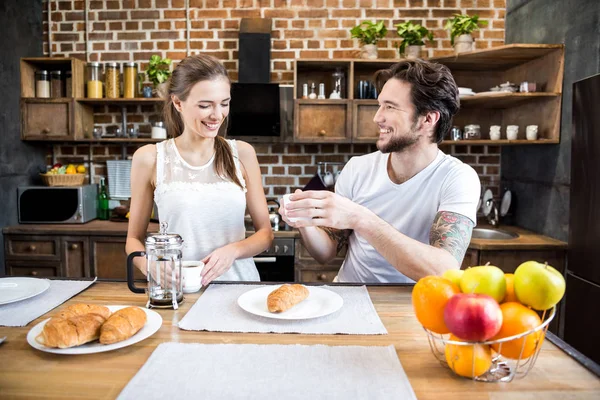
[323,171,334,187]
[281,193,312,223]
[182,261,204,293]
[489,125,501,140]
[506,125,519,140]
[526,125,538,140]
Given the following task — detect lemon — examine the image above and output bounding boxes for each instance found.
[76,165,86,173]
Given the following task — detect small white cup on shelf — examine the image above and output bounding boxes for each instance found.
[489,125,501,140]
[526,125,539,140]
[506,125,519,140]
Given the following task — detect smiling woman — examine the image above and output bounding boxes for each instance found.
[125,54,274,288]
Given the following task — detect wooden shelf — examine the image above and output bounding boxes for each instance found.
[76,98,163,105]
[440,139,559,145]
[295,99,350,105]
[459,92,560,108]
[430,44,564,71]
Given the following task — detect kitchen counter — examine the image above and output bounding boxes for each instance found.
[469,224,567,250]
[0,282,598,399]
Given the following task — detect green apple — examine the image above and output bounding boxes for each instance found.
[442,269,464,287]
[460,265,506,303]
[514,261,565,310]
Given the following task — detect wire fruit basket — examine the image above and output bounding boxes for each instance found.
[39,173,85,187]
[424,306,555,382]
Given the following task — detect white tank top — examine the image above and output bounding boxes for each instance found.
[154,138,260,282]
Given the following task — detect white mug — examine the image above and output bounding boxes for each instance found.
[526,125,538,140]
[182,261,204,293]
[506,125,519,140]
[281,193,312,223]
[323,171,334,187]
[489,125,501,140]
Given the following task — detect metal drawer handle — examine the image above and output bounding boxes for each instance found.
[31,271,38,276]
[28,245,37,252]
[69,244,79,250]
[252,257,277,263]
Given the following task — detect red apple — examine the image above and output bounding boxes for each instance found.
[444,293,503,342]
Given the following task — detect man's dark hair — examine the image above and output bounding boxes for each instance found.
[374,59,460,144]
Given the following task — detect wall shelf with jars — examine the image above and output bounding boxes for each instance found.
[20,57,166,142]
[293,44,564,145]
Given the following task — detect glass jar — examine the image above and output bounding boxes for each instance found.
[35,70,50,98]
[86,62,103,98]
[331,67,346,99]
[105,62,120,98]
[151,121,167,139]
[50,70,64,98]
[123,62,138,98]
[464,124,481,140]
[65,70,72,97]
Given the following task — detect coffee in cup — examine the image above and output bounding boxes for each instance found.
[181,261,204,293]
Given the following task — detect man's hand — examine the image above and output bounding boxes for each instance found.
[283,190,363,230]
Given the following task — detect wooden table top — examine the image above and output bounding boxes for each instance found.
[0,282,597,399]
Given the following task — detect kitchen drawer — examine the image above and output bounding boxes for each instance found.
[298,268,339,283]
[21,99,73,140]
[5,236,60,260]
[294,101,351,142]
[6,261,61,277]
[298,241,346,261]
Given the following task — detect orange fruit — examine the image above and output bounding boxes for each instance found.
[76,165,86,174]
[445,334,492,378]
[503,273,518,303]
[491,302,543,359]
[412,276,460,334]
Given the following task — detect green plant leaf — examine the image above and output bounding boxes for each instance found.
[445,13,487,45]
[350,20,388,45]
[145,54,172,86]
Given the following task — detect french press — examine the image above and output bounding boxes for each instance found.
[127,222,184,309]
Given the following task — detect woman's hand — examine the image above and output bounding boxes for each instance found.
[201,244,239,286]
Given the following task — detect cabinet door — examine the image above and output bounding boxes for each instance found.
[21,99,73,140]
[90,236,145,281]
[352,101,379,142]
[6,260,61,277]
[294,100,351,142]
[478,250,565,274]
[461,249,479,270]
[61,237,90,278]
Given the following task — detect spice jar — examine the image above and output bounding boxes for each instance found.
[463,124,481,140]
[86,62,103,98]
[65,70,72,97]
[151,121,167,139]
[123,62,138,98]
[50,70,64,98]
[35,70,50,98]
[105,62,120,98]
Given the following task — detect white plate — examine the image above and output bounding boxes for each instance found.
[481,189,494,216]
[27,305,162,355]
[500,190,512,217]
[0,277,50,305]
[237,285,343,320]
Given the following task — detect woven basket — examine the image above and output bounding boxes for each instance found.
[40,173,86,187]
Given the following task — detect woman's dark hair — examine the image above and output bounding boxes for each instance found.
[374,59,460,143]
[163,53,243,189]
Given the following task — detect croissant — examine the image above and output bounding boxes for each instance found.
[99,307,147,345]
[267,284,310,313]
[54,303,111,321]
[36,313,107,348]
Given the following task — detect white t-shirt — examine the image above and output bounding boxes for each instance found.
[335,149,480,283]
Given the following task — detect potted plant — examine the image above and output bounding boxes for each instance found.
[444,14,488,54]
[395,21,434,59]
[145,54,172,97]
[350,21,388,59]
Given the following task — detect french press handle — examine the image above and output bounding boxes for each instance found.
[126,251,146,294]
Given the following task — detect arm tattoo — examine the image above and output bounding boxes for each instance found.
[429,211,474,264]
[320,227,352,255]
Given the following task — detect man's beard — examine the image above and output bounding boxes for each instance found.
[377,120,422,154]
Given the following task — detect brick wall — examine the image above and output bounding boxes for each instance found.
[42,0,506,198]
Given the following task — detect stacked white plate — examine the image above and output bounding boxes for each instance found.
[458,87,476,97]
[0,277,50,305]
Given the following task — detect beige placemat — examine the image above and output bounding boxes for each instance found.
[178,284,387,335]
[118,343,416,400]
[0,278,96,327]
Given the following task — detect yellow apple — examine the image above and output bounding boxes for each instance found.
[460,265,506,303]
[442,269,464,287]
[514,261,565,310]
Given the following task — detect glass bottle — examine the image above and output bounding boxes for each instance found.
[105,62,120,98]
[317,83,326,99]
[50,70,64,98]
[98,177,109,220]
[308,82,317,99]
[123,62,138,98]
[331,67,346,99]
[86,62,103,98]
[35,70,50,98]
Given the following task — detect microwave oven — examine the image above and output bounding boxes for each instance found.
[18,184,98,224]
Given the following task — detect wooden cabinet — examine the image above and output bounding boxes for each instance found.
[294,44,565,145]
[90,236,144,281]
[462,249,566,274]
[62,237,90,278]
[294,238,345,283]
